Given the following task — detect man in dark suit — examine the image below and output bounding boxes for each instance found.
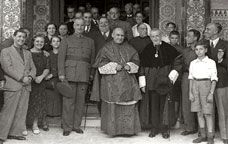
[204,23,228,144]
[65,6,75,35]
[90,7,99,27]
[108,7,133,41]
[124,3,135,27]
[94,17,112,56]
[82,11,99,41]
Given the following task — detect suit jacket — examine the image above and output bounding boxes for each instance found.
[206,39,228,88]
[0,46,36,91]
[93,30,112,56]
[58,34,95,83]
[83,25,99,39]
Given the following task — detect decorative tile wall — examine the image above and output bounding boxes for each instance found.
[159,0,176,34]
[33,0,50,35]
[211,0,228,40]
[186,0,206,34]
[0,0,22,41]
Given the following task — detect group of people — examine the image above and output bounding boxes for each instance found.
[0,2,227,144]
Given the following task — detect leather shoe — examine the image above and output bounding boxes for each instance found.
[73,128,84,134]
[162,132,170,139]
[42,125,49,131]
[148,129,158,138]
[0,139,4,144]
[7,135,26,140]
[63,131,71,136]
[192,137,207,143]
[181,130,197,136]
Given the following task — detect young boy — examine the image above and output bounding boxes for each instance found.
[169,30,184,53]
[189,42,217,144]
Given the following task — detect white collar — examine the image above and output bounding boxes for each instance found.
[210,37,220,47]
[196,56,209,62]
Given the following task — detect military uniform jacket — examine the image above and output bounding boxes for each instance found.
[58,34,95,83]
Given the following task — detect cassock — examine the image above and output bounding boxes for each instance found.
[91,40,142,136]
[139,41,180,132]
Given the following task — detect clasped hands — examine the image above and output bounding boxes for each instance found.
[116,64,130,72]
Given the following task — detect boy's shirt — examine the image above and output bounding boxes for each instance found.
[188,56,218,81]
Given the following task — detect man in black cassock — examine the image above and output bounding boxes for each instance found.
[139,28,181,139]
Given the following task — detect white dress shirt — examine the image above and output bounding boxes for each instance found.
[188,56,218,81]
[210,37,220,48]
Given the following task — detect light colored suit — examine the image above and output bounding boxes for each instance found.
[0,46,36,140]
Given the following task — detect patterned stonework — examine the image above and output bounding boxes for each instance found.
[211,0,228,40]
[0,0,22,41]
[33,0,50,35]
[159,0,176,34]
[186,0,205,34]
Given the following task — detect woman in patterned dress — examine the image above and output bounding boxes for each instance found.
[26,35,50,134]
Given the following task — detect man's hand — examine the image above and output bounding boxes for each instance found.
[124,64,130,71]
[43,50,50,57]
[207,93,213,103]
[45,74,53,80]
[59,75,65,82]
[141,87,146,93]
[116,64,123,71]
[217,49,224,63]
[23,77,31,85]
[0,80,5,89]
[35,75,44,84]
[189,92,195,102]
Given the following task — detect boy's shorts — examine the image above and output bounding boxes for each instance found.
[191,79,214,114]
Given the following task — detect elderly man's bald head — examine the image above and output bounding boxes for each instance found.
[149,28,162,45]
[112,28,125,44]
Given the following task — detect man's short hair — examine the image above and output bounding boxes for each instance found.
[215,23,223,33]
[109,7,120,13]
[169,30,180,37]
[188,29,201,41]
[13,28,27,37]
[166,22,177,29]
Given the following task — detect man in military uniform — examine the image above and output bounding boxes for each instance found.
[58,18,95,136]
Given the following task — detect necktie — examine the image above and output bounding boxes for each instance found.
[103,32,107,40]
[210,41,214,49]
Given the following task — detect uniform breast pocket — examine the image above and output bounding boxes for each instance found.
[65,61,77,81]
[67,47,77,55]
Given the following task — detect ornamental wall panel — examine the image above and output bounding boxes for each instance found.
[33,0,50,35]
[0,0,22,41]
[211,0,228,40]
[159,0,176,34]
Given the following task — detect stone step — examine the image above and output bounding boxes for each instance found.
[47,116,101,128]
